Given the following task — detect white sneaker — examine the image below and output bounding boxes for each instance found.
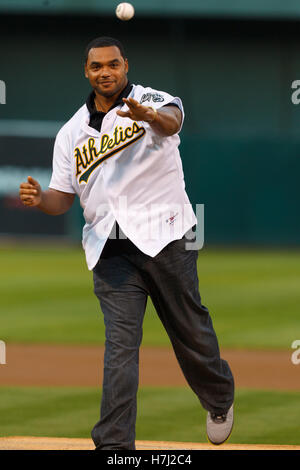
[206,404,234,445]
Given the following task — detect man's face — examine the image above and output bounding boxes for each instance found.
[85,46,128,98]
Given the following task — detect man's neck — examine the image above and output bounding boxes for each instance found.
[94,81,128,113]
[94,94,115,113]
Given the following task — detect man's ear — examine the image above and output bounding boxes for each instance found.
[124,58,129,74]
[84,63,88,78]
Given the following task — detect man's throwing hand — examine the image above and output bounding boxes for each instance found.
[116,97,156,123]
[19,176,42,207]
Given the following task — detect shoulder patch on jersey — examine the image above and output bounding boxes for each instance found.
[140,93,165,104]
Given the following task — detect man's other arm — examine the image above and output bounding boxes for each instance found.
[19,176,75,215]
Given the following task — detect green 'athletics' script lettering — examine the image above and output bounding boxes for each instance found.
[74,122,145,183]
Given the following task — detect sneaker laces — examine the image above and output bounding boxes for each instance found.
[210,412,227,423]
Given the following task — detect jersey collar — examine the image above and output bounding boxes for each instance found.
[86,81,133,133]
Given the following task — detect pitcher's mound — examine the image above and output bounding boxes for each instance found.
[0,437,299,450]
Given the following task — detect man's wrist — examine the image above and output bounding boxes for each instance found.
[146,106,157,123]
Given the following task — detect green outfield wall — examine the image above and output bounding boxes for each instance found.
[0,14,299,245]
[181,136,300,246]
[3,0,300,20]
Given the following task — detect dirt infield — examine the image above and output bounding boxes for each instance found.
[0,436,300,450]
[0,344,299,390]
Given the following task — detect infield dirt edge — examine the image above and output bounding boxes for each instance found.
[0,436,300,450]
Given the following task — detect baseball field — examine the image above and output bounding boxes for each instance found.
[0,243,300,449]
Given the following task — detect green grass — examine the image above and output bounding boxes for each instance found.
[0,244,300,349]
[0,386,299,445]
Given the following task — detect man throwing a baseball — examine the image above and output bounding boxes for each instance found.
[19,37,234,450]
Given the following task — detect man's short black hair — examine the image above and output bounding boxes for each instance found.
[85,37,126,63]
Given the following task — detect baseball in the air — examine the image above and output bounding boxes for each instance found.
[116,2,135,21]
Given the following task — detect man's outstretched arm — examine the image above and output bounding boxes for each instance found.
[19,176,75,215]
[117,97,182,137]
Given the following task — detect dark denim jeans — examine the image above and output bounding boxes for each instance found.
[91,234,234,450]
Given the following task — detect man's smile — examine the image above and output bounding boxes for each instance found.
[99,80,115,85]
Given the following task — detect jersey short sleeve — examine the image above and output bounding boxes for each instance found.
[137,87,185,133]
[49,127,76,194]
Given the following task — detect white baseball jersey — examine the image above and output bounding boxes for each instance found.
[49,84,197,270]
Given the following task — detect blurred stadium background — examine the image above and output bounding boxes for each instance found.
[1,0,300,447]
[1,1,300,243]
